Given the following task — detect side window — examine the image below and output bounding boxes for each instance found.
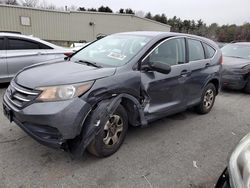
[148,38,185,66]
[39,43,53,49]
[203,43,216,58]
[0,38,4,50]
[188,39,205,61]
[8,38,40,50]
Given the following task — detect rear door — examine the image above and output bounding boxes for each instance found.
[186,38,212,105]
[6,37,52,77]
[0,37,8,81]
[141,37,190,120]
[37,42,65,61]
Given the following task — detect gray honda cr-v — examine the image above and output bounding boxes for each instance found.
[3,32,222,157]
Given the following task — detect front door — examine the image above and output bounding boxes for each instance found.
[0,37,8,82]
[141,37,190,121]
[6,37,44,77]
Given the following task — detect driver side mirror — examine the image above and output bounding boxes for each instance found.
[148,61,171,74]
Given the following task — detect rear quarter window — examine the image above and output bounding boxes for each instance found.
[203,43,216,58]
[39,43,53,49]
[188,39,205,61]
[8,38,40,50]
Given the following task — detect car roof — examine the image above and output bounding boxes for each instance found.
[0,32,64,49]
[117,31,168,37]
[234,42,250,46]
[116,31,202,38]
[115,31,219,48]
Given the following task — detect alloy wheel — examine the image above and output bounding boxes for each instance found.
[103,115,123,146]
[203,89,214,110]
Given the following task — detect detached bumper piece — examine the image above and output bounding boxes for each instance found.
[215,168,231,188]
[13,117,66,149]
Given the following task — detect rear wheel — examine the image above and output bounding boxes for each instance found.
[195,83,216,114]
[87,105,128,157]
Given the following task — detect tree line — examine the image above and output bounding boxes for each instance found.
[1,0,249,42]
[144,13,250,42]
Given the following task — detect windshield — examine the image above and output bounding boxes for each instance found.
[221,44,250,60]
[71,34,152,67]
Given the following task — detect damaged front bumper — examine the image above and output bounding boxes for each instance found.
[3,94,92,149]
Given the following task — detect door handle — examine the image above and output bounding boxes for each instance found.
[180,70,191,77]
[205,63,211,67]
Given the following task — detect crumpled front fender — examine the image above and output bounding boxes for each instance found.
[69,93,146,158]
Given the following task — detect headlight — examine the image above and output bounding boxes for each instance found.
[228,133,250,188]
[36,81,94,102]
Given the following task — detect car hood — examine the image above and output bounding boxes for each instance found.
[14,61,116,88]
[223,56,250,69]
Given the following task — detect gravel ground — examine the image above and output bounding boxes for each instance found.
[0,83,249,188]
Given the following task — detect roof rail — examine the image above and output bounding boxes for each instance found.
[0,31,21,34]
[230,40,247,43]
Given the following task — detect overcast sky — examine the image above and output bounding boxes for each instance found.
[49,0,250,25]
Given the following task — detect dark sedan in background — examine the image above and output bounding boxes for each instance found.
[221,42,250,93]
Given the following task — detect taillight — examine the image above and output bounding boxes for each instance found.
[220,56,223,64]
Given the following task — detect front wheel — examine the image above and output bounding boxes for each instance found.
[87,105,128,157]
[195,83,216,114]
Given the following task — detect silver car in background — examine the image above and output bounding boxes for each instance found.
[0,32,72,83]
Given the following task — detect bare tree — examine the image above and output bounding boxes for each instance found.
[39,0,55,10]
[22,0,38,7]
[57,6,64,11]
[135,10,145,18]
[39,0,47,8]
[68,5,77,11]
[2,0,19,5]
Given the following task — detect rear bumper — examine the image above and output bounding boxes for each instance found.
[3,94,92,149]
[221,74,247,90]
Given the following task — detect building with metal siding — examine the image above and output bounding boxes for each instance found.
[0,4,171,46]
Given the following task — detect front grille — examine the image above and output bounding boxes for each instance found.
[5,81,40,109]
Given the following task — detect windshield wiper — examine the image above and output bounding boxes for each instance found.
[75,60,102,68]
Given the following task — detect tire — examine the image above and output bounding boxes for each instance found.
[195,83,216,114]
[244,79,250,94]
[87,105,128,157]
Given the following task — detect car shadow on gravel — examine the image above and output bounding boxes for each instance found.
[85,109,197,161]
[221,88,248,95]
[126,109,194,135]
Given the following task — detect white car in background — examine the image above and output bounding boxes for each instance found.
[70,42,89,52]
[0,32,72,83]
